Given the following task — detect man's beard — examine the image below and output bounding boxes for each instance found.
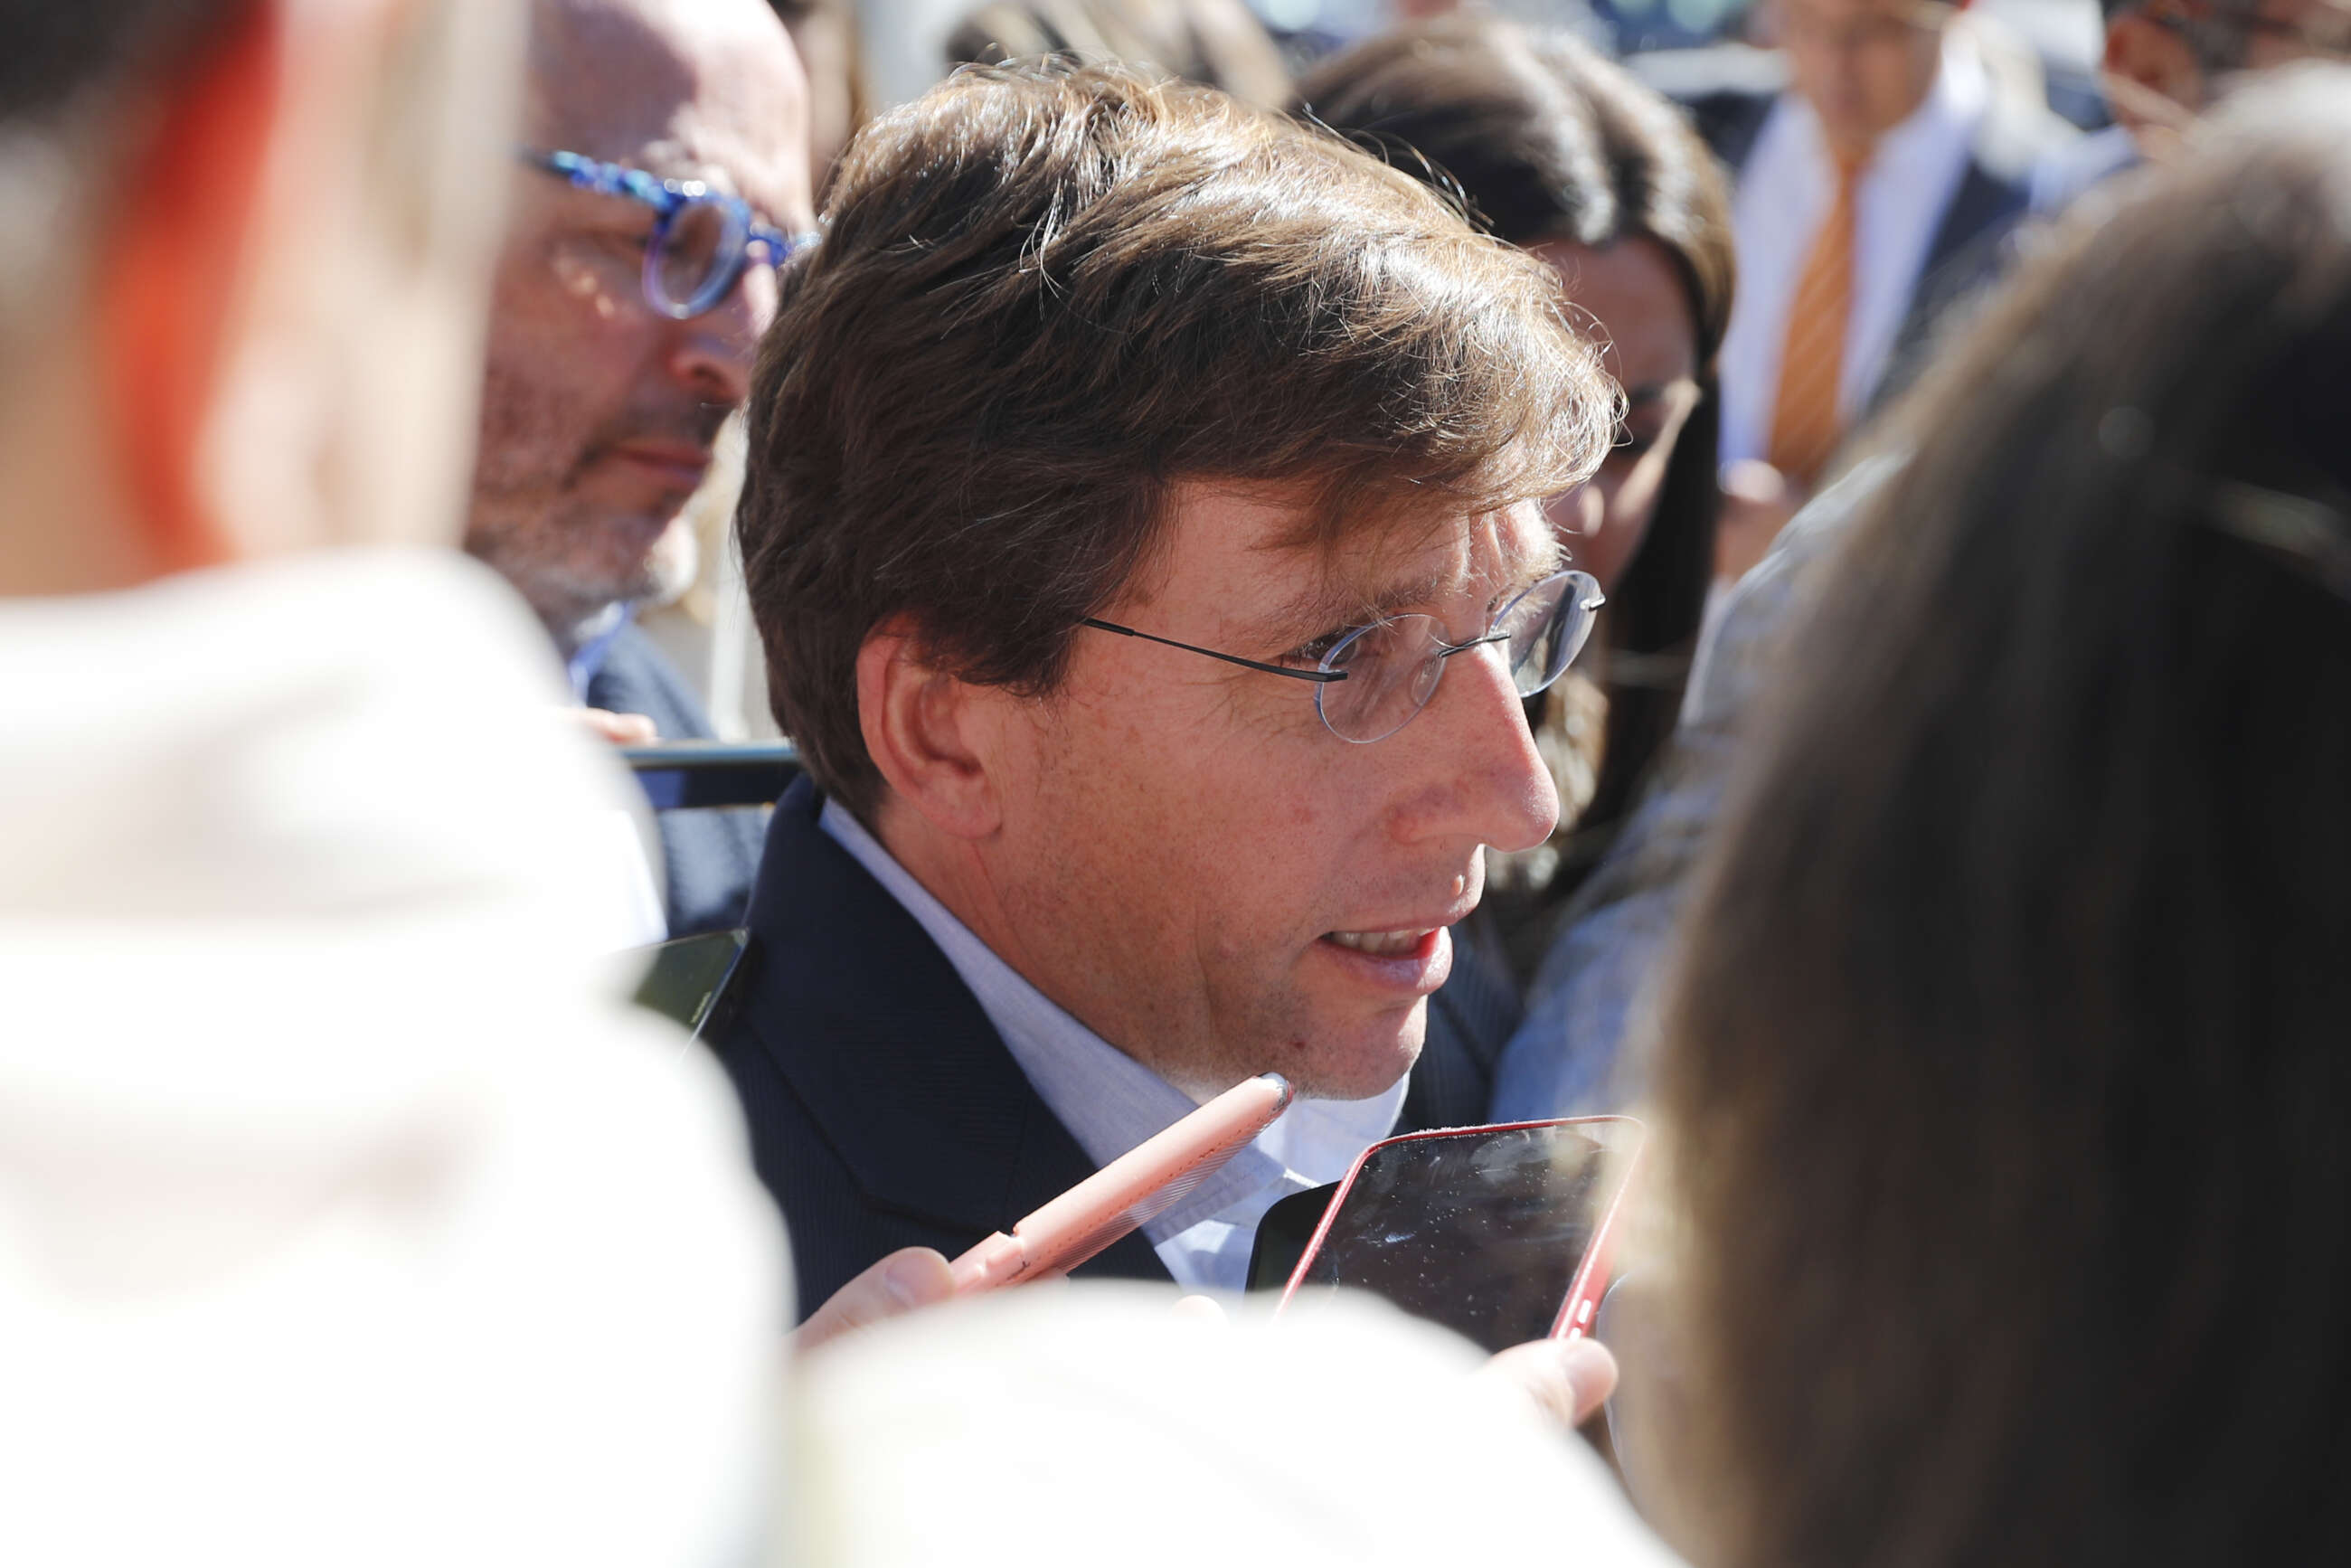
[463,492,671,639]
[466,376,729,638]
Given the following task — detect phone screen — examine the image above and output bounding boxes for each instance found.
[630,928,749,1038]
[1289,1122,1626,1354]
[1246,1181,1340,1292]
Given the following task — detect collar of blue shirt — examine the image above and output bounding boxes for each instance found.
[818,797,1406,1292]
[563,600,635,702]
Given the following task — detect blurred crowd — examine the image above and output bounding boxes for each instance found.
[3,0,2347,1563]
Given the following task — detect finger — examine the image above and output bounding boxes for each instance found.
[1480,1336,1620,1432]
[1716,458,1794,510]
[792,1247,956,1355]
[1169,1293,1229,1327]
[581,707,659,745]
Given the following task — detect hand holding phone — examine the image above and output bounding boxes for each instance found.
[949,1072,1296,1294]
[1274,1117,1644,1355]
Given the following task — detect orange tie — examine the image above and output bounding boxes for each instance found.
[1768,153,1866,490]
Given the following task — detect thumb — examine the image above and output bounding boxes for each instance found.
[1481,1335,1619,1432]
[792,1247,956,1355]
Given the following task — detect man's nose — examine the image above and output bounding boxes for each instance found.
[664,284,762,409]
[1388,635,1562,855]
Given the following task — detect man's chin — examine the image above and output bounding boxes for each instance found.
[1280,1002,1427,1101]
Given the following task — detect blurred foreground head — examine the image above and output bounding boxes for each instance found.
[0,10,786,1564]
[0,0,522,596]
[1658,66,2351,1568]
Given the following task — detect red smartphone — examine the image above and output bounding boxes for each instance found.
[950,1072,1296,1294]
[1273,1116,1645,1355]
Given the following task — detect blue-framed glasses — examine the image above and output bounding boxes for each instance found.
[519,147,817,320]
[1083,568,1606,744]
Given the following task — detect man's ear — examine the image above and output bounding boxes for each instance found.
[855,619,1005,842]
[99,0,281,576]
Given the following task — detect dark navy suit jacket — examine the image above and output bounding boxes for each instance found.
[703,779,1495,1318]
[583,623,765,938]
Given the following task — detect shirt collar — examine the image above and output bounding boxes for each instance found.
[817,798,1403,1242]
[1894,24,1988,163]
[565,602,634,701]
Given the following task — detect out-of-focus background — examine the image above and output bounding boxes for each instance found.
[854,0,2098,109]
[657,0,2110,741]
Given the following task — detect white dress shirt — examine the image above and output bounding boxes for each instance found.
[1716,27,1989,466]
[820,798,1407,1292]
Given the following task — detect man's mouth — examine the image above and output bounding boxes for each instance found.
[607,441,713,486]
[1322,928,1437,957]
[1314,924,1453,997]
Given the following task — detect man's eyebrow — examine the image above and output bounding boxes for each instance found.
[1254,568,1449,647]
[623,140,792,229]
[1251,541,1563,647]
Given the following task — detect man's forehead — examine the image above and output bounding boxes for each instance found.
[1126,482,1557,626]
[1183,489,1553,617]
[1280,505,1562,622]
[526,0,809,219]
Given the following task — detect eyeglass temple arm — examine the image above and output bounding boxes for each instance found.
[1434,630,1511,660]
[1080,619,1348,684]
[517,146,658,201]
[518,147,583,183]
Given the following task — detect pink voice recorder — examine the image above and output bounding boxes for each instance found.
[949,1071,1296,1294]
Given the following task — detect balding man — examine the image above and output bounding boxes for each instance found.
[467,0,816,937]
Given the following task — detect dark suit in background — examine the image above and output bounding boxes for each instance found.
[704,779,1495,1316]
[583,622,765,938]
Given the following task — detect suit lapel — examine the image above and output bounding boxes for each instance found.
[736,780,1168,1279]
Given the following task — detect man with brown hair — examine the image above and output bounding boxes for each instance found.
[711,61,1619,1311]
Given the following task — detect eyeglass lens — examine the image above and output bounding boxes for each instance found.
[1315,571,1601,743]
[647,200,749,318]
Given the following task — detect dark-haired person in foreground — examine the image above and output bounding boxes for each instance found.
[709,61,1619,1313]
[1642,66,2351,1567]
